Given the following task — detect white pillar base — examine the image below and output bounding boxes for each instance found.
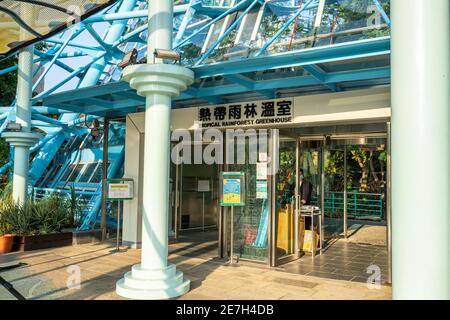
[116,264,190,300]
[1,131,41,147]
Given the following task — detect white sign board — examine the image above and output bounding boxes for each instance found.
[198,180,210,192]
[107,180,134,200]
[259,152,268,162]
[256,162,268,180]
[256,180,268,199]
[197,98,294,128]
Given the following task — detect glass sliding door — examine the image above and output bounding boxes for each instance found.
[346,137,388,223]
[170,142,220,238]
[224,130,273,263]
[272,135,299,265]
[321,137,388,240]
[178,163,219,231]
[323,143,346,239]
[298,139,324,249]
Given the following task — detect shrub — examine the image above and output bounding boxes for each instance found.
[0,194,74,236]
[0,199,15,236]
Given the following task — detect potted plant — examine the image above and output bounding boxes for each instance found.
[0,199,16,254]
[6,195,74,251]
[0,233,14,254]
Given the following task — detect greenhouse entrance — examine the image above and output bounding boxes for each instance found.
[273,129,389,267]
[169,124,390,273]
[297,134,389,244]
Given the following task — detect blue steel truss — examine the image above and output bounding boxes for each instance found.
[0,0,391,229]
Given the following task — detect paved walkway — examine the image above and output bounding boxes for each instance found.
[278,240,389,284]
[0,235,391,300]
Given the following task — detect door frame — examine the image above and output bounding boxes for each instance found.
[270,130,301,267]
[172,141,222,242]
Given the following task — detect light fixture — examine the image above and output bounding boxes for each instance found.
[153,49,181,64]
[5,122,22,132]
[118,48,138,68]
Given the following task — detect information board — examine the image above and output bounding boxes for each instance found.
[220,172,245,206]
[106,178,134,200]
[256,180,268,199]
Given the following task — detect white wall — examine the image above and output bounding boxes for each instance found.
[292,86,390,126]
[170,86,391,130]
[122,114,144,248]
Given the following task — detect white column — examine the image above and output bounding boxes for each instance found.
[2,45,40,204]
[148,0,172,59]
[116,0,194,299]
[391,0,450,299]
[15,46,33,131]
[140,93,172,269]
[11,143,30,203]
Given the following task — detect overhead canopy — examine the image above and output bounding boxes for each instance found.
[0,0,118,58]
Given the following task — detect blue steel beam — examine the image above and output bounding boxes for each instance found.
[36,65,390,115]
[83,3,189,23]
[32,28,83,93]
[255,0,316,57]
[226,74,276,98]
[33,53,108,100]
[194,36,390,78]
[191,2,232,17]
[33,50,79,75]
[185,87,222,104]
[27,0,139,201]
[0,107,71,114]
[303,65,337,92]
[174,0,198,46]
[0,57,44,75]
[34,34,389,108]
[372,0,391,27]
[174,0,253,49]
[195,0,261,66]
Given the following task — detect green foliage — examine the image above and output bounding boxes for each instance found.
[0,194,77,236]
[68,186,82,225]
[209,30,237,62]
[181,43,202,65]
[0,141,10,193]
[277,145,297,206]
[300,151,318,176]
[0,56,17,106]
[0,139,8,181]
[363,28,390,38]
[259,13,295,54]
[0,199,15,235]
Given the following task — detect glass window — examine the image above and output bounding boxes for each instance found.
[78,163,98,183]
[226,130,271,262]
[67,164,85,183]
[60,164,76,182]
[90,162,110,183]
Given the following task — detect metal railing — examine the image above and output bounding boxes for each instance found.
[312,191,383,220]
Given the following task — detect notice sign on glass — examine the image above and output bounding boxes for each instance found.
[107,178,134,200]
[220,172,245,206]
[256,180,268,199]
[256,162,268,180]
